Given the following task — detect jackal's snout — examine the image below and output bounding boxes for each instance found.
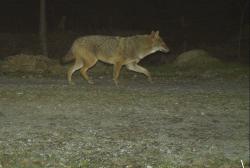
[150,30,170,53]
[160,42,170,53]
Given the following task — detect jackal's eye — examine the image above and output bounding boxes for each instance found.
[158,39,164,45]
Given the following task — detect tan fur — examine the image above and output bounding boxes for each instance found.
[62,30,170,86]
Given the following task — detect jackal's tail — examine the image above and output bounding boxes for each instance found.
[60,48,75,64]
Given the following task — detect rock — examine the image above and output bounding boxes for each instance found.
[174,49,221,68]
[0,54,65,75]
[48,63,65,75]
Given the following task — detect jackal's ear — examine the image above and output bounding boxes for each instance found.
[150,30,156,38]
[155,30,159,37]
[150,30,155,35]
[150,30,159,39]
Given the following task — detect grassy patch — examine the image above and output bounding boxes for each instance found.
[148,62,249,80]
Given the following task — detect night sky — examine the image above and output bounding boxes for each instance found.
[0,0,243,33]
[0,0,248,60]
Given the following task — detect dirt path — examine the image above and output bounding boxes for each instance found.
[0,76,249,167]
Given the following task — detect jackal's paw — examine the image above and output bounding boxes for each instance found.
[148,77,153,84]
[68,81,75,85]
[113,79,119,87]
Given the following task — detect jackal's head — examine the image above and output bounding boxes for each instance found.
[149,30,170,53]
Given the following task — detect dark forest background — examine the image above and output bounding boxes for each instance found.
[0,0,249,63]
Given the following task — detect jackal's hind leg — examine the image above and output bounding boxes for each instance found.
[80,58,97,84]
[67,58,83,84]
[126,63,152,83]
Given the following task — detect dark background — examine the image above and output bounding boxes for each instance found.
[0,0,249,63]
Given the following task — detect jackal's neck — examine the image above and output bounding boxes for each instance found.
[130,35,154,58]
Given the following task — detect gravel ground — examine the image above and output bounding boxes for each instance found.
[0,75,249,168]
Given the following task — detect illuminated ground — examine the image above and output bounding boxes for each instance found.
[0,74,248,167]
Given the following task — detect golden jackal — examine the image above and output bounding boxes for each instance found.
[62,30,169,85]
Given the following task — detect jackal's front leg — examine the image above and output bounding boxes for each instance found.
[126,63,152,83]
[113,62,123,86]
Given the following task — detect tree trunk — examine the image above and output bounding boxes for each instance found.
[58,16,66,32]
[180,16,188,52]
[40,0,48,56]
[238,0,249,60]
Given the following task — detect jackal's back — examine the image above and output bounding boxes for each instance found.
[73,35,120,57]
